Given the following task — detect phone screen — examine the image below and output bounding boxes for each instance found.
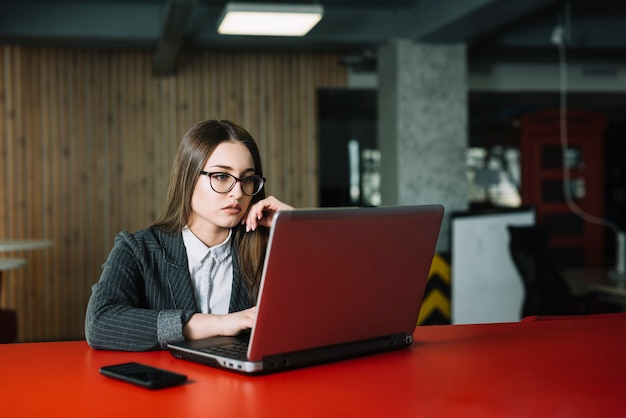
[100,362,187,389]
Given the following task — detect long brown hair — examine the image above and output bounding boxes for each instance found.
[151,119,269,299]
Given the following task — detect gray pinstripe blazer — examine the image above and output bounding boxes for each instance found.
[85,227,253,351]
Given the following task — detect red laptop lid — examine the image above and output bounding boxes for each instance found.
[248,205,444,361]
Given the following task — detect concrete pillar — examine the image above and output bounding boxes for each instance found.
[378,40,469,252]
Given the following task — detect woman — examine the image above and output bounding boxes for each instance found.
[85,120,293,351]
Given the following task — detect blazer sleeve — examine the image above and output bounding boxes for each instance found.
[85,229,197,351]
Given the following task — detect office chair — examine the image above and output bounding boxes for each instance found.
[507,225,598,317]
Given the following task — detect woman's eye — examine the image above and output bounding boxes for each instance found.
[212,173,231,182]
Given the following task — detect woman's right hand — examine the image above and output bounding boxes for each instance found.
[243,196,294,232]
[183,306,257,340]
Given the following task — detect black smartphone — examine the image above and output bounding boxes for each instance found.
[100,362,187,389]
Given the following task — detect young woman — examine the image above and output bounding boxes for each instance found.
[85,120,293,351]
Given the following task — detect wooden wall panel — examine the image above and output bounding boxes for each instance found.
[0,46,347,342]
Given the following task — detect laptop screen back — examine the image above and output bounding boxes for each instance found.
[248,205,444,361]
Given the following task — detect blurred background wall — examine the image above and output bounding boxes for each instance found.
[0,46,347,341]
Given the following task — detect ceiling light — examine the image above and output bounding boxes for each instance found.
[217,2,324,37]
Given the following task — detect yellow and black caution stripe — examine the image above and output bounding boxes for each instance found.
[417,253,451,325]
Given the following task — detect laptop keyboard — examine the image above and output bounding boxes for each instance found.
[200,340,249,360]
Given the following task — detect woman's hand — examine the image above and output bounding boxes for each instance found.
[183,306,257,341]
[243,196,294,232]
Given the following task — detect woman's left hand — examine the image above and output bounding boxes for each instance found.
[243,196,294,232]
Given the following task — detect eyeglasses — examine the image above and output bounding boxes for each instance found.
[199,171,266,196]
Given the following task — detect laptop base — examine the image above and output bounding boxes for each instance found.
[169,332,412,375]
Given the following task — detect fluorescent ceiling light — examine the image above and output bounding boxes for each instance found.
[217,2,324,37]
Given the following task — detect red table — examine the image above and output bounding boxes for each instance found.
[1,314,625,417]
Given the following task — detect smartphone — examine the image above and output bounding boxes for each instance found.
[100,362,187,389]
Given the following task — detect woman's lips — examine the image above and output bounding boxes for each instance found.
[222,204,241,215]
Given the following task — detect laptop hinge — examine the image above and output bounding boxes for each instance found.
[262,333,411,371]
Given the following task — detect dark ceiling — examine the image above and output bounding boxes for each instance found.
[1,0,625,74]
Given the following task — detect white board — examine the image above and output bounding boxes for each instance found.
[451,209,535,324]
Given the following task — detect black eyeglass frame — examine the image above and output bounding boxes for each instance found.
[199,171,266,196]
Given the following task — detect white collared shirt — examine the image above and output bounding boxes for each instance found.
[182,227,233,314]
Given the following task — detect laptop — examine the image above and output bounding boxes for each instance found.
[168,204,444,374]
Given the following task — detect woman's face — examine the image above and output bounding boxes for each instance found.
[189,141,256,243]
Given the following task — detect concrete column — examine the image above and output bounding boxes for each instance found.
[378,40,469,252]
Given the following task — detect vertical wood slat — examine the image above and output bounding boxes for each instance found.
[25,48,43,339]
[59,48,72,337]
[14,47,29,334]
[0,51,7,305]
[2,47,17,310]
[38,48,50,339]
[42,48,57,339]
[0,46,347,342]
[0,48,9,307]
[0,49,5,245]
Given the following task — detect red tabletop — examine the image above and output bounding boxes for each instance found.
[1,314,625,417]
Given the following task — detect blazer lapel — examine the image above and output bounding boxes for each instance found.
[229,237,253,312]
[156,229,197,312]
[155,228,252,313]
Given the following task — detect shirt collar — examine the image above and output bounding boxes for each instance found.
[182,227,232,266]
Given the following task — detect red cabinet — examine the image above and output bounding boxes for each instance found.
[521,109,606,268]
